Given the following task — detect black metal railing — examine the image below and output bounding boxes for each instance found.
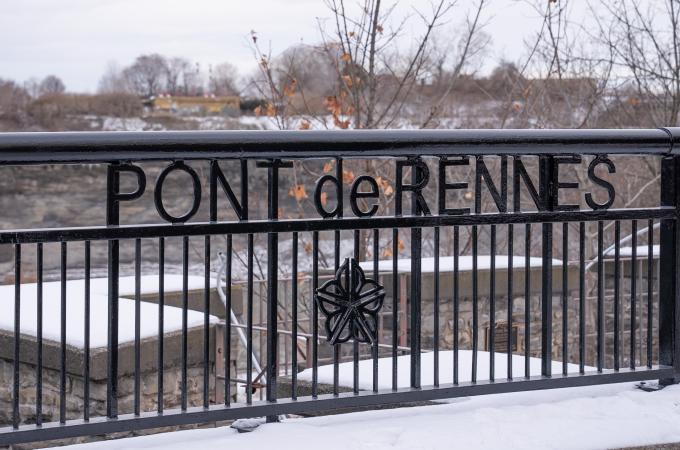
[0,128,678,445]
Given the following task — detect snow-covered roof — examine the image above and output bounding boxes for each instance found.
[616,244,659,258]
[359,255,563,274]
[0,275,218,349]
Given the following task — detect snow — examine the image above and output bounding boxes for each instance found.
[60,381,680,450]
[0,275,218,349]
[52,347,680,450]
[359,255,563,274]
[298,350,586,390]
[617,244,659,258]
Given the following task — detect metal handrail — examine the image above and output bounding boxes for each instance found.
[0,128,675,164]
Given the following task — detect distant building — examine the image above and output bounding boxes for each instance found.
[149,95,240,116]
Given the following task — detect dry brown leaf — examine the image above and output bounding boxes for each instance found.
[341,53,351,62]
[342,169,355,184]
[376,176,394,196]
[334,117,351,129]
[398,238,406,253]
[283,79,297,97]
[299,120,311,130]
[304,242,313,254]
[288,184,308,201]
[381,247,393,258]
[320,191,328,207]
[323,160,334,173]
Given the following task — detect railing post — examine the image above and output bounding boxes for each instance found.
[410,159,426,389]
[540,155,554,377]
[106,164,120,418]
[258,159,291,422]
[660,154,680,385]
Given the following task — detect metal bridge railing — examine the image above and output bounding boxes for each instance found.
[0,128,678,445]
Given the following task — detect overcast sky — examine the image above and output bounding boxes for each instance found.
[0,1,589,93]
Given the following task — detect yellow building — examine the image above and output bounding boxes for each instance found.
[151,95,240,116]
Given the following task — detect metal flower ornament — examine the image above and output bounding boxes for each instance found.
[315,258,386,345]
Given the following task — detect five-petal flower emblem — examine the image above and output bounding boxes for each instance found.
[315,258,385,345]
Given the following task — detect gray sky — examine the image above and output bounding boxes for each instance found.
[0,0,584,93]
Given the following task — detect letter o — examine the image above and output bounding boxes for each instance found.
[154,161,202,223]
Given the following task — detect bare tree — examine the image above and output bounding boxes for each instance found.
[98,62,131,94]
[181,62,204,96]
[39,75,66,96]
[123,54,168,98]
[165,57,192,95]
[495,0,612,130]
[592,0,680,127]
[248,0,488,131]
[209,62,240,96]
[0,78,31,129]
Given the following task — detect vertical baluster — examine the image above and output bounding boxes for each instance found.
[631,220,638,369]
[614,221,621,371]
[597,221,604,372]
[204,236,211,409]
[84,241,91,421]
[291,233,298,400]
[647,220,654,368]
[106,164,120,419]
[312,231,319,398]
[524,224,531,378]
[392,228,399,391]
[60,242,67,424]
[540,156,554,378]
[434,226,440,387]
[181,236,189,410]
[507,225,513,380]
[472,225,478,383]
[247,234,254,404]
[13,244,21,429]
[225,235,232,405]
[579,222,585,374]
[334,158,343,396]
[490,226,496,381]
[333,231,341,396]
[353,230,360,394]
[373,228,379,392]
[36,243,43,426]
[158,237,165,413]
[265,161,280,419]
[454,226,460,385]
[134,239,141,416]
[410,161,423,389]
[562,223,568,376]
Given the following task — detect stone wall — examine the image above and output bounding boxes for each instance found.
[0,357,214,426]
[0,324,220,448]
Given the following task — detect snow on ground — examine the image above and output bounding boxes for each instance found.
[62,382,680,450]
[298,350,587,390]
[66,352,667,450]
[0,275,218,348]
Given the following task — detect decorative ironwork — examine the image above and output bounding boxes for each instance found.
[315,257,386,345]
